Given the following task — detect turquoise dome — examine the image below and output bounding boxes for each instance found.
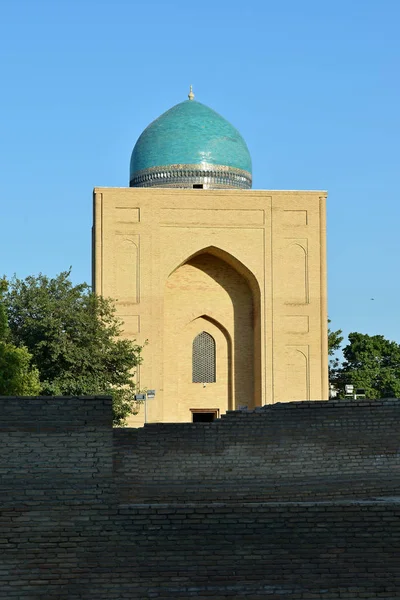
[130,95,252,189]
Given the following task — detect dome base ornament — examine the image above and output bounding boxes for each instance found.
[130,163,252,189]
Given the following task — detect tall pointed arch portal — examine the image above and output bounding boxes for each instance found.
[163,248,261,422]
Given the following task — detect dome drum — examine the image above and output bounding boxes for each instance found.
[130,163,252,189]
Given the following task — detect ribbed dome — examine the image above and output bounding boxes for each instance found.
[129,95,252,189]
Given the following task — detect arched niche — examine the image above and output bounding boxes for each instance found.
[284,243,308,305]
[285,347,309,400]
[163,248,261,419]
[114,237,139,303]
[168,245,261,307]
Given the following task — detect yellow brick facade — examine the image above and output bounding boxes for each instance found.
[93,187,328,425]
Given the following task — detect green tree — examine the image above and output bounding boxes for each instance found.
[4,271,143,424]
[328,319,343,386]
[0,279,40,395]
[328,319,343,356]
[330,332,400,399]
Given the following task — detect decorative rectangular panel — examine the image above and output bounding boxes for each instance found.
[283,316,309,333]
[282,210,308,226]
[115,207,140,223]
[120,315,140,336]
[161,208,264,226]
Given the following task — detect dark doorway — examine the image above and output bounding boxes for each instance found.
[191,409,219,423]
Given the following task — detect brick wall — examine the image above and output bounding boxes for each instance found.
[1,396,113,505]
[1,396,400,599]
[114,501,400,599]
[114,399,400,502]
[0,396,114,599]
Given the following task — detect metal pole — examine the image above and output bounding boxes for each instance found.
[144,394,147,424]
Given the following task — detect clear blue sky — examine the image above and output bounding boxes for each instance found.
[1,0,399,350]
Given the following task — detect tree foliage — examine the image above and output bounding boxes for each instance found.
[4,271,143,424]
[328,319,343,356]
[328,319,343,385]
[0,279,41,395]
[330,332,400,399]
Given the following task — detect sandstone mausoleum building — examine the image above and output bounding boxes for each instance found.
[92,88,328,424]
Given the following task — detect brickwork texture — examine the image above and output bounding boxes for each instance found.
[1,396,399,599]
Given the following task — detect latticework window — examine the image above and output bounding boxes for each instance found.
[192,331,216,383]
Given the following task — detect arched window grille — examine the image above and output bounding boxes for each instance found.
[192,331,216,383]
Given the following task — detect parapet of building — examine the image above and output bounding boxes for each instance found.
[1,395,400,599]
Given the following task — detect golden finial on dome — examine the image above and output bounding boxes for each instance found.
[188,85,195,101]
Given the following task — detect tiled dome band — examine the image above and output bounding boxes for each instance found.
[130,163,252,190]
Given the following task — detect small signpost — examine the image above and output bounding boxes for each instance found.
[135,390,156,423]
[344,385,366,399]
[344,384,354,397]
